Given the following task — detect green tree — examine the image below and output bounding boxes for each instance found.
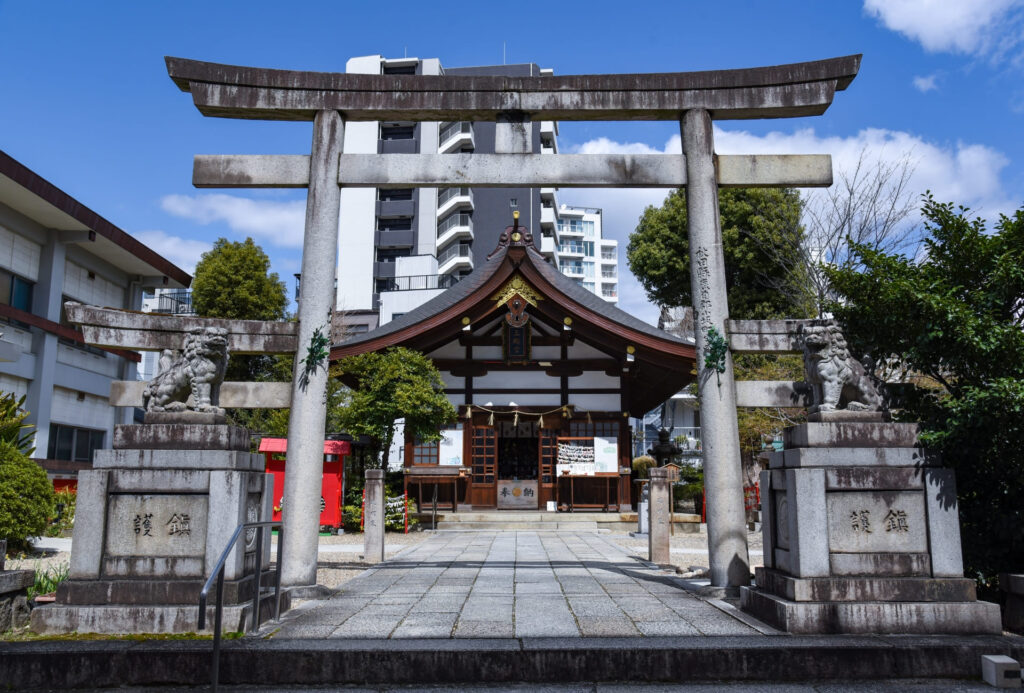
[190,238,290,432]
[191,237,289,384]
[827,195,1024,585]
[192,237,288,322]
[0,439,54,552]
[627,187,814,320]
[631,188,813,465]
[333,347,456,470]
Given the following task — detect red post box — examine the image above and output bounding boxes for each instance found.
[259,438,352,531]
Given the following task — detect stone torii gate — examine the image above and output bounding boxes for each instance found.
[165,54,861,591]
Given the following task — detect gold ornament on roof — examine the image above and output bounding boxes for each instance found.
[491,275,543,307]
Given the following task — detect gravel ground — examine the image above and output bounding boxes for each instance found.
[611,525,765,576]
[5,547,69,577]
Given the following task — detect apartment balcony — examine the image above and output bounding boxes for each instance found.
[558,223,585,237]
[540,187,557,203]
[540,234,558,257]
[152,290,195,315]
[437,243,473,275]
[540,205,556,229]
[562,264,585,278]
[376,273,462,293]
[436,212,474,249]
[436,187,474,218]
[559,243,585,257]
[380,139,418,154]
[438,122,473,153]
[374,229,415,248]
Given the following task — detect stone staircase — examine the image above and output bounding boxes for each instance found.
[416,510,701,533]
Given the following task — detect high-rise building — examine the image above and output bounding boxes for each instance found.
[334,55,619,332]
[554,206,618,305]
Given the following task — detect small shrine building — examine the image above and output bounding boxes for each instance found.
[331,220,696,511]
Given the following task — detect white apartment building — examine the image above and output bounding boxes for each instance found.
[334,55,620,331]
[0,151,190,479]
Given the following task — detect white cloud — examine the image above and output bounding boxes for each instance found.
[864,0,1024,59]
[160,193,306,248]
[912,74,938,92]
[132,230,211,274]
[710,127,1014,217]
[559,126,1016,325]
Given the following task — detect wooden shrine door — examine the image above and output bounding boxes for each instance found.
[538,428,558,508]
[470,426,497,508]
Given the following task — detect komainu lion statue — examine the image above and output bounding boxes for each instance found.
[800,321,883,412]
[142,327,229,415]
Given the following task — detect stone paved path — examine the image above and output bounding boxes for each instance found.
[272,531,762,639]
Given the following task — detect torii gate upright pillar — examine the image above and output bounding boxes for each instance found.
[682,109,750,592]
[281,110,345,586]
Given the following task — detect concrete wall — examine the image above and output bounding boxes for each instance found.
[0,203,145,462]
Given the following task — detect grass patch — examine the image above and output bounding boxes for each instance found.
[27,563,69,601]
[1,627,245,642]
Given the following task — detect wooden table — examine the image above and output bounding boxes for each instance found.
[557,473,619,512]
[405,466,464,512]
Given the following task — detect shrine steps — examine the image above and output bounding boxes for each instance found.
[3,634,1022,689]
[416,510,701,533]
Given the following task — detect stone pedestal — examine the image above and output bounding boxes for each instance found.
[648,467,674,566]
[740,416,1001,634]
[1001,573,1024,633]
[0,570,33,630]
[363,469,384,564]
[31,423,283,634]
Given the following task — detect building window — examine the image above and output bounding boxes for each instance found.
[383,64,417,75]
[601,266,617,279]
[601,284,618,298]
[601,247,616,261]
[380,124,415,140]
[412,437,439,465]
[378,189,413,202]
[0,268,34,324]
[377,218,413,232]
[348,324,370,334]
[47,424,104,462]
[570,421,620,438]
[376,248,411,263]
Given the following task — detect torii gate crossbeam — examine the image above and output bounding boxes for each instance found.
[166,54,861,592]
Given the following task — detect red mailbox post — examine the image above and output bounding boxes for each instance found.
[259,438,352,531]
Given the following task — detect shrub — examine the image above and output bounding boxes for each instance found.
[0,439,55,552]
[45,489,77,537]
[632,455,656,478]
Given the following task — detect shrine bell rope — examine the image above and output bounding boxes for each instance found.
[462,404,592,429]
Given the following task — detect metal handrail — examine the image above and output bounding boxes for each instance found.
[198,520,284,692]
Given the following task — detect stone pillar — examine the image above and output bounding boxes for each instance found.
[281,110,345,586]
[363,469,385,564]
[25,232,66,455]
[681,110,750,591]
[648,467,672,565]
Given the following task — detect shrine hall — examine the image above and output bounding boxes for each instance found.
[330,217,697,512]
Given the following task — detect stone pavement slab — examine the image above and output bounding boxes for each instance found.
[271,530,760,639]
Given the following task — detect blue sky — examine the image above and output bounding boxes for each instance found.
[2,0,1022,324]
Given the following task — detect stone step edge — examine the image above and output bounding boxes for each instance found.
[2,635,1022,689]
